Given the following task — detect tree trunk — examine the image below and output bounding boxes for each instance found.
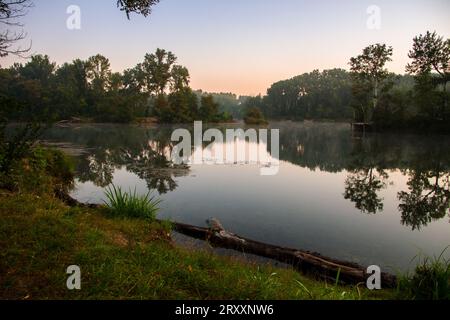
[57,192,398,288]
[173,220,397,287]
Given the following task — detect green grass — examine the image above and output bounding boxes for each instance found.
[0,192,394,300]
[104,184,161,220]
[396,248,450,300]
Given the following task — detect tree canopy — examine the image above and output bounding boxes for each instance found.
[0,49,234,124]
[116,0,160,19]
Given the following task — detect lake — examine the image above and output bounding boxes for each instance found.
[42,122,450,273]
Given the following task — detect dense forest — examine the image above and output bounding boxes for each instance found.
[1,30,448,131]
[243,32,449,132]
[0,49,234,124]
[244,69,414,122]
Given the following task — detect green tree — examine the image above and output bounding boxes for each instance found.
[86,54,112,92]
[167,88,198,123]
[53,61,88,118]
[349,44,393,123]
[244,107,267,125]
[199,95,219,122]
[170,65,190,92]
[406,31,450,121]
[11,54,56,119]
[18,54,55,86]
[142,48,177,96]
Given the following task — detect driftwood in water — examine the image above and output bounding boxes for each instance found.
[57,192,397,288]
[173,219,397,288]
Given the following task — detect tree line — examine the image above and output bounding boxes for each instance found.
[0,49,233,123]
[243,31,449,132]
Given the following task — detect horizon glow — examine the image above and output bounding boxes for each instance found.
[1,0,449,96]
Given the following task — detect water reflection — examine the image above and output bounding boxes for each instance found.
[54,125,190,194]
[43,123,450,231]
[344,168,388,214]
[398,165,450,231]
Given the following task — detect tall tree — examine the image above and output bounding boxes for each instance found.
[17,54,55,86]
[86,54,111,92]
[406,31,450,119]
[141,48,177,96]
[170,65,190,92]
[349,44,393,123]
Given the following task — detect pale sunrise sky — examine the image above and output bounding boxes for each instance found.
[1,0,450,95]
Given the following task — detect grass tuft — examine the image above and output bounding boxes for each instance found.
[397,247,450,300]
[104,184,161,220]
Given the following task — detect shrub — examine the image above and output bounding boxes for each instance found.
[397,248,450,300]
[104,184,161,220]
[0,122,44,175]
[244,107,268,125]
[0,147,74,194]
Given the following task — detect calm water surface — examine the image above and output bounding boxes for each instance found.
[43,122,450,272]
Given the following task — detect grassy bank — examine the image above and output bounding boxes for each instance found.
[0,191,394,300]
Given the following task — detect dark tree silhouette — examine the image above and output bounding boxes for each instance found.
[406,31,450,121]
[344,168,388,214]
[349,44,393,123]
[117,0,160,19]
[0,0,33,58]
[398,169,450,230]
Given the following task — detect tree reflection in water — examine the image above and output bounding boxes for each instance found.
[43,123,450,230]
[73,126,190,194]
[398,165,450,230]
[344,168,388,214]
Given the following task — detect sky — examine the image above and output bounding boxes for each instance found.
[1,0,450,96]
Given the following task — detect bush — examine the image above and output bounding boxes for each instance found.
[0,147,74,194]
[397,249,450,300]
[0,122,44,175]
[104,184,161,220]
[244,107,268,125]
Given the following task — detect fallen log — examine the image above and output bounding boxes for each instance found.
[173,219,397,288]
[57,192,397,288]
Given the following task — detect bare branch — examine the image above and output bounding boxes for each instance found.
[0,0,33,57]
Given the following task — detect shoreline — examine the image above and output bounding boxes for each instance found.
[58,191,397,288]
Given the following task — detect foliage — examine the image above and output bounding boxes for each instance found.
[1,31,449,130]
[104,184,161,220]
[406,31,450,77]
[0,146,74,194]
[240,32,448,133]
[397,249,450,300]
[250,69,354,121]
[406,31,450,123]
[344,168,388,214]
[117,0,160,19]
[194,90,248,119]
[244,107,268,125]
[0,122,43,175]
[398,168,450,230]
[349,44,393,123]
[0,49,232,124]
